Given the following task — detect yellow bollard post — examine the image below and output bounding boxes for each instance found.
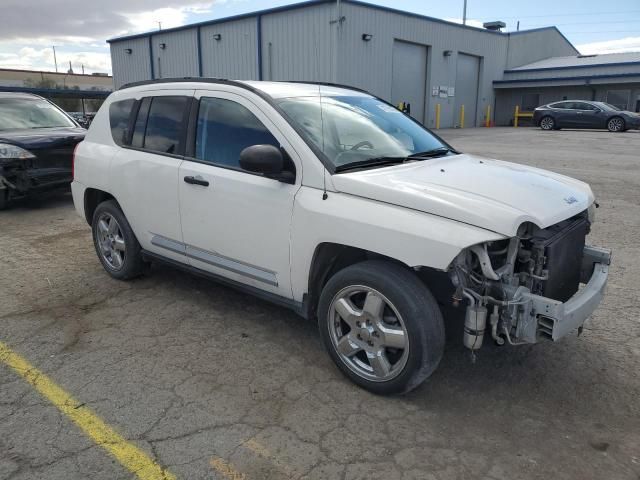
[485,105,491,127]
[514,105,520,128]
[435,104,441,129]
[460,105,465,129]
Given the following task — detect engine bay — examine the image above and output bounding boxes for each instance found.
[450,210,594,349]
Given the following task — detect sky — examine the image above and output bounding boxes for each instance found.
[0,0,639,75]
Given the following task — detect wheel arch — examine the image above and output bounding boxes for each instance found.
[83,188,117,225]
[303,242,445,322]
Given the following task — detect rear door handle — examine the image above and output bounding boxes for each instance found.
[183,175,209,187]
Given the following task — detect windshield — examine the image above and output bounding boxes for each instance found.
[276,95,450,169]
[0,97,76,130]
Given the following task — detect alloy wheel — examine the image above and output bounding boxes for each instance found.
[328,285,409,382]
[608,117,624,132]
[96,213,126,270]
[540,117,554,130]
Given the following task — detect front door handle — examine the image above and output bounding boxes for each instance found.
[183,175,209,187]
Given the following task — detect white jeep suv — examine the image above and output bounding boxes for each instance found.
[72,79,611,394]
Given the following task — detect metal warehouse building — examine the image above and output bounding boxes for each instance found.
[108,0,581,128]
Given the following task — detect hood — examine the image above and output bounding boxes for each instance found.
[331,153,594,237]
[0,127,86,151]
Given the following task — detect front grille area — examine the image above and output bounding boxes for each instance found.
[526,217,589,302]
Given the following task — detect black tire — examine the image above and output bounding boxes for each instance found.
[318,260,445,395]
[0,189,7,210]
[607,116,625,132]
[91,200,144,280]
[539,116,555,130]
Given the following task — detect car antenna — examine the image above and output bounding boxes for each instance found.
[322,171,328,200]
[319,84,328,200]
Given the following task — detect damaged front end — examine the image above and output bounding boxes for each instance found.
[450,209,611,350]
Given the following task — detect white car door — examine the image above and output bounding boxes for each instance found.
[177,90,301,298]
[109,89,193,264]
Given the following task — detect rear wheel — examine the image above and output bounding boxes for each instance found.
[92,200,144,280]
[0,189,7,210]
[607,116,625,132]
[318,260,444,395]
[539,116,555,130]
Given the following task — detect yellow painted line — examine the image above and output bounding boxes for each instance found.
[0,341,176,480]
[210,457,246,480]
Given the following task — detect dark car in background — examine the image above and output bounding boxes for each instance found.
[534,100,640,132]
[0,93,85,209]
[68,112,91,129]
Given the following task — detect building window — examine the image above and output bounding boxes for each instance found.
[606,90,630,110]
[521,93,540,111]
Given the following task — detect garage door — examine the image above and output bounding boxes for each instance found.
[455,53,480,127]
[391,40,427,123]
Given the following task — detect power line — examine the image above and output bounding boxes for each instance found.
[561,30,640,34]
[476,9,640,20]
[542,20,640,27]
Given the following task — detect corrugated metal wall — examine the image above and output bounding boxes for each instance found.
[110,37,151,88]
[152,30,199,79]
[336,3,507,128]
[200,17,259,79]
[108,1,580,127]
[260,3,335,82]
[506,29,578,69]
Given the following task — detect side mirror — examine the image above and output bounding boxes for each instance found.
[239,144,284,175]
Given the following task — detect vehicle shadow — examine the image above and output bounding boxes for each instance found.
[544,128,640,134]
[1,191,74,212]
[147,262,613,416]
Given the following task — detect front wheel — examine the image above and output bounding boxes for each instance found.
[318,260,445,395]
[539,116,555,130]
[607,116,625,132]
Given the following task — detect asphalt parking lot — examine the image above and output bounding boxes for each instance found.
[1,127,639,480]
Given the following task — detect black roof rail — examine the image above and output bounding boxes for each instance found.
[118,77,372,95]
[119,77,236,90]
[283,80,371,94]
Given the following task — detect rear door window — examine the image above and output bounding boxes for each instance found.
[142,96,190,155]
[109,99,136,146]
[131,98,151,149]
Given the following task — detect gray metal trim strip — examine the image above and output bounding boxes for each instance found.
[150,233,278,286]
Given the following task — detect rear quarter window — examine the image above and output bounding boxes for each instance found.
[109,99,136,146]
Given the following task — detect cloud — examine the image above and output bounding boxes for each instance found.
[0,0,231,73]
[444,18,486,30]
[0,0,221,43]
[0,47,111,74]
[577,37,640,55]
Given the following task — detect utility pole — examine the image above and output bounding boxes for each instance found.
[52,45,58,72]
[462,0,467,25]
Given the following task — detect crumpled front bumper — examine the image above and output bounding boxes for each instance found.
[520,245,611,342]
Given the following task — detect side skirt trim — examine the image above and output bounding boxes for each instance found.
[150,233,278,286]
